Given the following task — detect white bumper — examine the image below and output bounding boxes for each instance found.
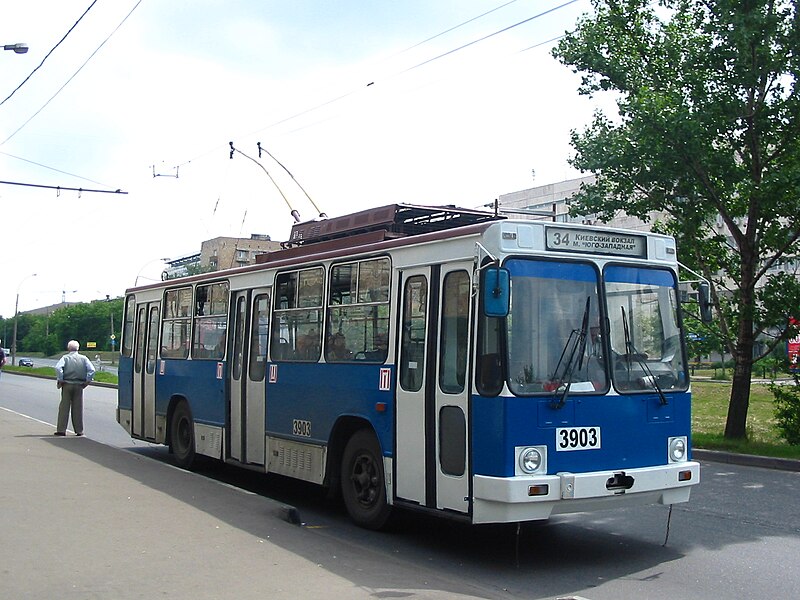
[473,461,700,524]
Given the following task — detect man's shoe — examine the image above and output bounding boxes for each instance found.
[53,432,66,436]
[75,433,84,436]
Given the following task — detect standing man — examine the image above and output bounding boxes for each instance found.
[0,343,6,379]
[54,340,95,436]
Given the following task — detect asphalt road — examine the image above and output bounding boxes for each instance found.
[2,372,799,599]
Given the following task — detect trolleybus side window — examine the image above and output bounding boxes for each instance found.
[326,257,390,363]
[400,276,427,391]
[248,293,270,381]
[272,267,324,361]
[161,287,191,358]
[193,281,229,359]
[439,270,470,394]
[122,295,135,358]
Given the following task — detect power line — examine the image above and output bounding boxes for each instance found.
[401,0,579,74]
[172,1,578,171]
[520,32,570,52]
[0,150,114,187]
[395,0,524,55]
[1,0,144,146]
[170,0,578,168]
[0,0,99,108]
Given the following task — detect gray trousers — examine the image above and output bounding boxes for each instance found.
[57,383,85,434]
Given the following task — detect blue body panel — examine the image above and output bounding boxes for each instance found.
[118,356,393,452]
[118,356,133,411]
[265,362,394,454]
[472,391,692,476]
[156,360,226,425]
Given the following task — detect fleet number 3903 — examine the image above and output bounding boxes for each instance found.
[556,426,601,451]
[292,419,312,437]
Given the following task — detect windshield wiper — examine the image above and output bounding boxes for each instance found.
[620,306,668,405]
[550,297,591,409]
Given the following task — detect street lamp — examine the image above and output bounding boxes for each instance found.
[12,273,37,366]
[3,43,28,54]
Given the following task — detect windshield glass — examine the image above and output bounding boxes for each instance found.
[505,259,607,395]
[605,265,687,392]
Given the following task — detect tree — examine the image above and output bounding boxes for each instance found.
[13,298,125,355]
[553,0,800,438]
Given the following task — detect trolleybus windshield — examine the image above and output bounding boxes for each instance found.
[505,259,606,395]
[605,265,687,392]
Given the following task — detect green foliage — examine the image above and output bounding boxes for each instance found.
[0,298,124,355]
[770,381,800,445]
[552,0,800,439]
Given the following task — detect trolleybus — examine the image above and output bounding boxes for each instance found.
[118,203,701,529]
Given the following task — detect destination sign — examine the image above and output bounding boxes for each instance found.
[545,227,647,258]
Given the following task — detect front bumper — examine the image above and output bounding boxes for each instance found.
[472,461,700,524]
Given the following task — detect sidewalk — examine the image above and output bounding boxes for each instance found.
[0,409,412,600]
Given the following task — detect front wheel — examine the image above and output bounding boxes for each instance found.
[340,429,392,530]
[170,401,196,469]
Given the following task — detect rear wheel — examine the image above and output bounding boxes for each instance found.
[170,401,196,469]
[340,429,392,530]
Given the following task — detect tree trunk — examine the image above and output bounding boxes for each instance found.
[724,307,755,439]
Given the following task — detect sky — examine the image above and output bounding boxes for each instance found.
[0,0,609,322]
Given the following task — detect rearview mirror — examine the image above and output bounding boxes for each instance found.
[698,282,713,323]
[482,267,510,318]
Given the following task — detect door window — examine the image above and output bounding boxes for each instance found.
[146,306,159,375]
[438,270,470,394]
[232,296,247,380]
[400,276,427,392]
[248,293,271,381]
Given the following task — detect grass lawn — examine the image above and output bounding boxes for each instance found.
[3,365,118,385]
[692,380,800,460]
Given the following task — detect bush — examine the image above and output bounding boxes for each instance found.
[769,381,800,446]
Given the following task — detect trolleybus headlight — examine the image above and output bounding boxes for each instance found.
[668,436,688,463]
[518,446,545,474]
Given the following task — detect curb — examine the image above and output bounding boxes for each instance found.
[693,448,800,472]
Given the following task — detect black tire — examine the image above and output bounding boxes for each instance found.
[340,429,392,530]
[170,401,196,469]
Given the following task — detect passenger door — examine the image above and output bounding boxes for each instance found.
[395,263,471,515]
[132,302,159,440]
[434,264,472,513]
[229,288,270,465]
[395,267,431,505]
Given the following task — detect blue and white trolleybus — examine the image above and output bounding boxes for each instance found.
[117,204,700,529]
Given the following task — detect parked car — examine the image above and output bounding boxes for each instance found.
[18,358,34,367]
